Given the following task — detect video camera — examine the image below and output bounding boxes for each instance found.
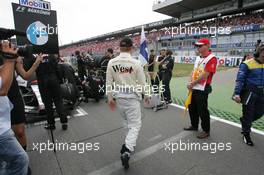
[0,28,34,59]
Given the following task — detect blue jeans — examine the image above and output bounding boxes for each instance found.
[0,129,29,175]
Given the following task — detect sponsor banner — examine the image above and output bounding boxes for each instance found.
[231,24,260,33]
[12,2,59,54]
[174,56,242,67]
[19,0,51,11]
[148,21,164,28]
[160,35,172,40]
[218,57,242,67]
[174,56,197,64]
[210,42,255,49]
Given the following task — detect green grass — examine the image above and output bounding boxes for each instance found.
[172,64,193,77]
[148,63,231,77]
[172,63,232,77]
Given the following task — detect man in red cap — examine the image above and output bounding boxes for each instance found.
[184,38,218,139]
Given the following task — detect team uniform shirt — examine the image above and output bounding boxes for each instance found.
[0,76,12,135]
[106,52,147,100]
[234,58,264,95]
[192,53,217,91]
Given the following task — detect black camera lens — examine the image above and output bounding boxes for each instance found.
[17,45,33,57]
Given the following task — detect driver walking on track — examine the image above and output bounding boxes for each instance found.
[106,37,149,169]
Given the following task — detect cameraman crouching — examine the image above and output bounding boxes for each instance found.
[0,41,29,175]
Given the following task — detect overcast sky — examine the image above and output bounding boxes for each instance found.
[0,0,170,45]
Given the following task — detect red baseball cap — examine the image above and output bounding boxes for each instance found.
[195,38,210,46]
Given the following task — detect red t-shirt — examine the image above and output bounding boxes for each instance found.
[204,57,217,85]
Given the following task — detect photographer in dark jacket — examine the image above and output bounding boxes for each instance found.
[100,48,114,79]
[36,55,68,130]
[161,50,174,104]
[57,58,81,102]
[147,50,155,86]
[76,50,86,81]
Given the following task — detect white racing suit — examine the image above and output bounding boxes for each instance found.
[116,97,141,152]
[106,52,147,152]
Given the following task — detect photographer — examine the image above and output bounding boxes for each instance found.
[57,57,81,103]
[161,50,174,104]
[0,41,29,175]
[100,48,114,72]
[35,54,68,130]
[76,50,87,81]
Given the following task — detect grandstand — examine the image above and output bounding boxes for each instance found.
[59,0,264,66]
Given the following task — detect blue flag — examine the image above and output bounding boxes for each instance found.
[139,26,148,66]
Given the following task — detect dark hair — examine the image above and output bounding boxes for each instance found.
[75,50,80,56]
[255,44,264,58]
[107,48,113,54]
[166,49,173,56]
[120,37,133,48]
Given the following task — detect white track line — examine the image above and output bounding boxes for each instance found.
[169,103,264,136]
[148,134,162,142]
[75,106,88,117]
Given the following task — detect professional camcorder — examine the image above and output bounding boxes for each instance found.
[0,27,34,59]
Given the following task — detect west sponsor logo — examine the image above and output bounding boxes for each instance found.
[112,64,134,74]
